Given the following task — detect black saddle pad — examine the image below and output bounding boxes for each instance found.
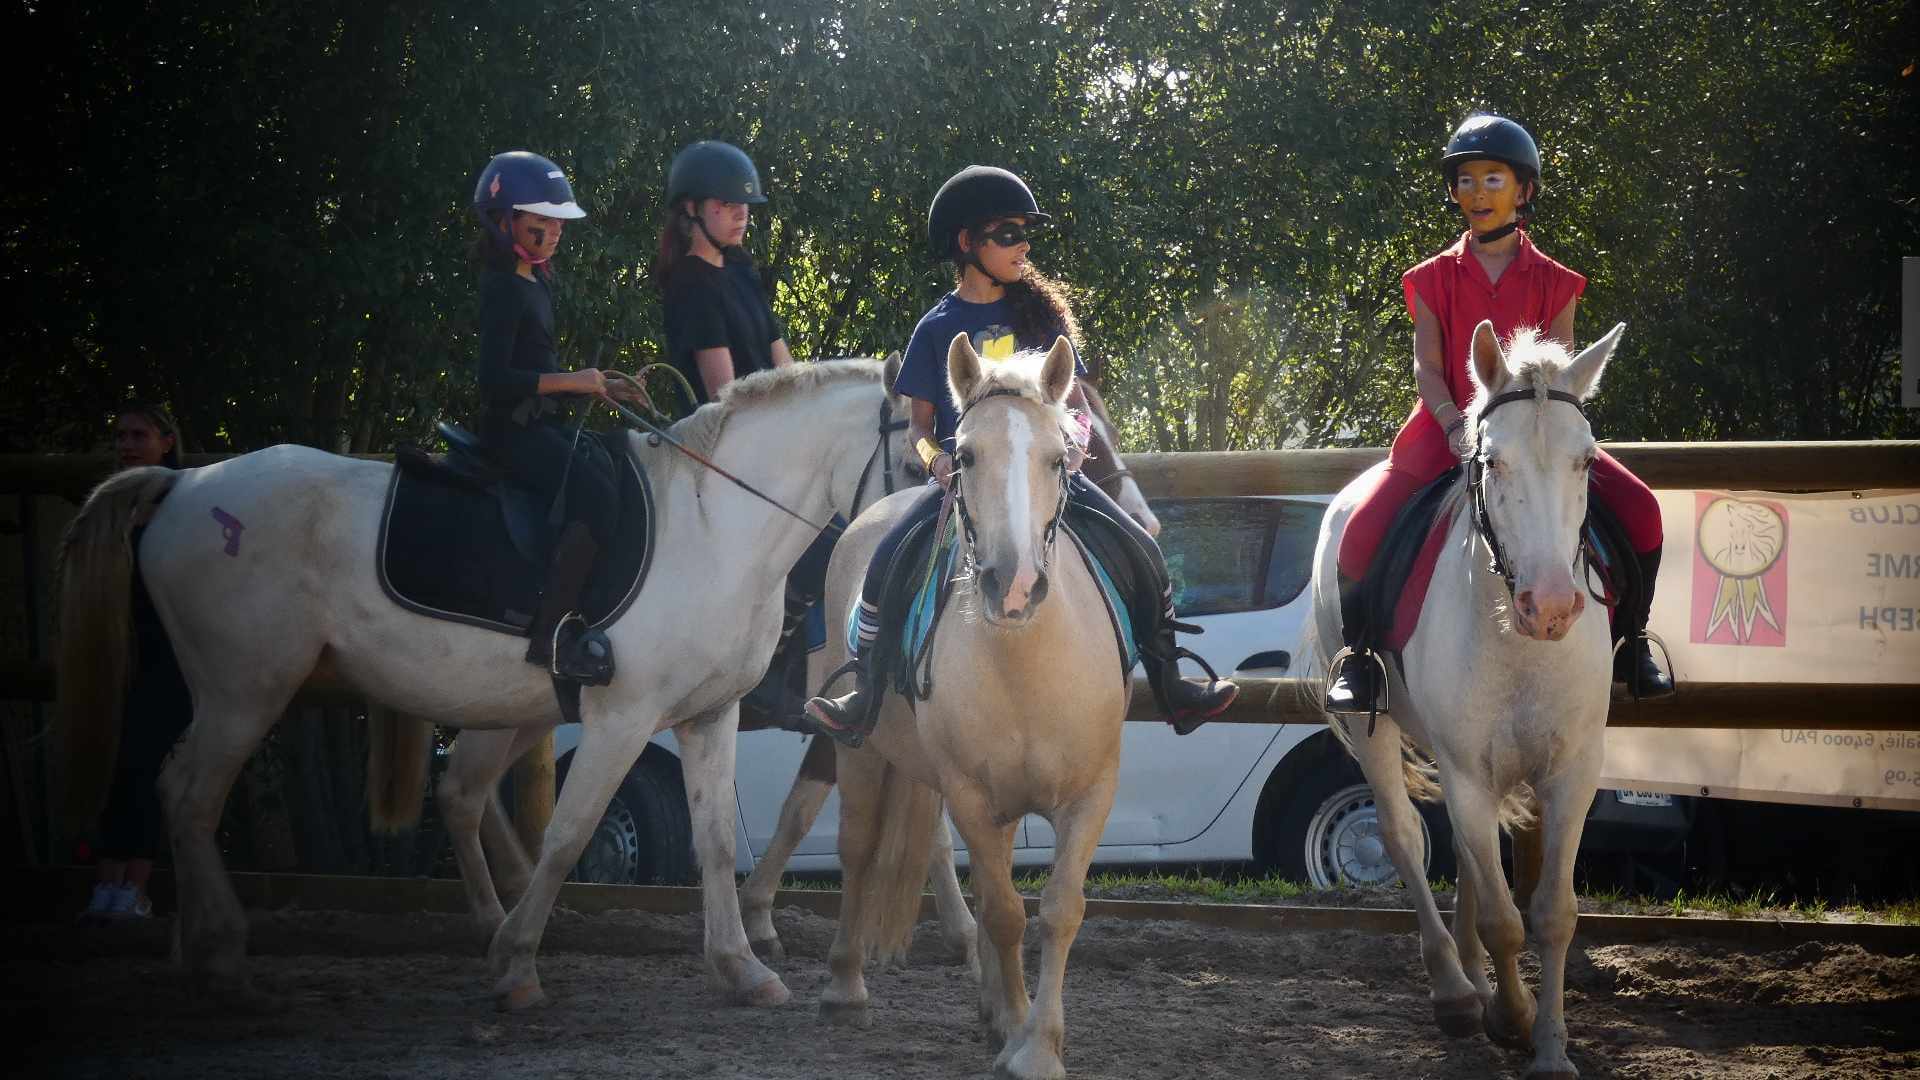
[1357,466,1635,653]
[377,431,655,635]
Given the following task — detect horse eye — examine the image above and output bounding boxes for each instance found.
[956,449,975,468]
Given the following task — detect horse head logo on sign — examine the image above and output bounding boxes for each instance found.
[1690,494,1789,647]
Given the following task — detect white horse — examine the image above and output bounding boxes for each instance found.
[55,358,912,1011]
[1307,320,1624,1079]
[813,335,1129,1080]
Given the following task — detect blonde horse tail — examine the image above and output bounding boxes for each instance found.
[1400,740,1444,805]
[53,466,179,834]
[366,706,432,833]
[855,760,944,966]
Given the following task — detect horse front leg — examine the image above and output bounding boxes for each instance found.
[488,705,650,1011]
[928,803,979,974]
[945,785,1028,1055]
[676,703,789,1006]
[439,727,539,949]
[1337,715,1480,1035]
[1522,751,1604,1080]
[740,732,836,962]
[997,780,1114,1080]
[1441,776,1535,1052]
[820,742,887,1024]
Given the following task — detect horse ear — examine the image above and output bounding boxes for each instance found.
[1566,322,1624,401]
[1468,320,1507,397]
[947,332,984,405]
[1040,336,1076,405]
[882,350,903,395]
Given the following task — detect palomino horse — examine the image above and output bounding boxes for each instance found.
[1307,320,1625,1080]
[55,359,909,1011]
[813,335,1129,1080]
[738,377,1151,964]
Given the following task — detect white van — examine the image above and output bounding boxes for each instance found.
[555,495,1692,888]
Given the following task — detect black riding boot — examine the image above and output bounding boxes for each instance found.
[1143,621,1239,735]
[1613,547,1675,701]
[526,522,612,684]
[1323,573,1383,717]
[803,660,873,748]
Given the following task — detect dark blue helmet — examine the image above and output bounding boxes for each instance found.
[472,151,588,227]
[666,141,768,208]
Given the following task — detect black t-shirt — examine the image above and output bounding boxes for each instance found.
[476,268,557,424]
[662,255,784,407]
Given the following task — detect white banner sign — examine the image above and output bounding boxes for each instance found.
[1601,489,1920,810]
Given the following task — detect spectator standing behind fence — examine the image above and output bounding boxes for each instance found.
[78,403,190,923]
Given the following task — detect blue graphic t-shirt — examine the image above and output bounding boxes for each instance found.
[892,292,1086,451]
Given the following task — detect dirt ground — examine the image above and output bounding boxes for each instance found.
[14,905,1919,1080]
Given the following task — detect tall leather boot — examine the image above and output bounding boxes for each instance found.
[1323,573,1383,716]
[1613,546,1675,700]
[803,659,873,748]
[526,522,602,680]
[1144,622,1239,735]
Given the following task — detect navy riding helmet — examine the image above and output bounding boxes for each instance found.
[472,151,587,249]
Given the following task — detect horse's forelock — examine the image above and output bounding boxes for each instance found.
[961,348,1069,414]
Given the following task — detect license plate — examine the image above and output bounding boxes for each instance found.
[1614,789,1674,807]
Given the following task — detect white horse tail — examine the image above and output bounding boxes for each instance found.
[365,706,432,833]
[855,762,944,965]
[53,465,180,830]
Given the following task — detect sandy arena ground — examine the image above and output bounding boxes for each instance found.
[15,905,1919,1079]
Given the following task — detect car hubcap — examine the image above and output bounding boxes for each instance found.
[1305,783,1430,888]
[574,794,641,883]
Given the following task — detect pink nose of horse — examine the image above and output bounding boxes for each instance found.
[1514,586,1585,641]
[980,564,1048,621]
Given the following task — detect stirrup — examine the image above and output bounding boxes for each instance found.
[1323,646,1391,731]
[1610,631,1674,703]
[550,612,615,686]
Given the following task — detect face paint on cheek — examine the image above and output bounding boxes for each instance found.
[529,225,548,247]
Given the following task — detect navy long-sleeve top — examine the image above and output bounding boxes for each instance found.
[476,268,556,421]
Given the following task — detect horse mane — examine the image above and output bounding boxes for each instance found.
[952,348,1074,435]
[1464,327,1577,429]
[668,357,885,459]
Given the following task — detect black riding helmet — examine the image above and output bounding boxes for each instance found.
[927,166,1051,260]
[667,141,768,208]
[1441,115,1541,243]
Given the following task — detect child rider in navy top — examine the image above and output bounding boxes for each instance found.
[804,165,1239,746]
[470,150,644,682]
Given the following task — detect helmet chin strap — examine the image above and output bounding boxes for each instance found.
[1473,218,1524,245]
[686,210,738,256]
[960,233,1021,288]
[513,242,552,266]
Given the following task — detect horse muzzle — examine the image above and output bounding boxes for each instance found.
[977,563,1049,625]
[1513,584,1586,642]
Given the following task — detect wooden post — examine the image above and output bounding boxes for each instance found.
[510,732,556,859]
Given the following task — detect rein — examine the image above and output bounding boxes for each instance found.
[1466,386,1604,603]
[849,396,910,513]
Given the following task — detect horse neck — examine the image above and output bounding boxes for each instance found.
[1430,479,1514,649]
[691,379,874,564]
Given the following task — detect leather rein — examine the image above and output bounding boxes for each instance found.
[1466,387,1608,605]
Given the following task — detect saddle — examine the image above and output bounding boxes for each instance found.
[859,489,1137,707]
[378,423,655,636]
[1358,466,1635,654]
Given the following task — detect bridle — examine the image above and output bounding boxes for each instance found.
[950,387,1072,578]
[1467,386,1605,605]
[848,395,910,515]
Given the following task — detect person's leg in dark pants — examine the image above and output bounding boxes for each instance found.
[1591,450,1673,700]
[804,486,943,746]
[495,421,617,678]
[1066,475,1237,733]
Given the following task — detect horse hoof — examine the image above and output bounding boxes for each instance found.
[738,975,791,1008]
[1524,1070,1579,1080]
[819,999,872,1028]
[749,936,786,963]
[1433,995,1484,1038]
[495,982,548,1012]
[994,1043,1067,1080]
[1483,1012,1534,1052]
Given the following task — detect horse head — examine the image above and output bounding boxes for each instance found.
[946,332,1077,625]
[1466,319,1624,642]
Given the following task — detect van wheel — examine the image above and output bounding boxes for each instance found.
[563,753,695,885]
[1266,751,1453,889]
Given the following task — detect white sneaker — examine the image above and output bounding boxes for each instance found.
[79,882,115,924]
[105,883,152,920]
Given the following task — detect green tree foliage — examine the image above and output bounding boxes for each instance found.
[7,0,1913,455]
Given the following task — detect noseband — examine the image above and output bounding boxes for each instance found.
[1467,387,1600,603]
[848,395,910,513]
[951,386,1072,577]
